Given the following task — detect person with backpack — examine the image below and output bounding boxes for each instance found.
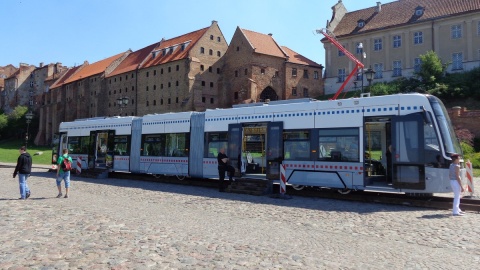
[56,148,73,198]
[13,146,32,200]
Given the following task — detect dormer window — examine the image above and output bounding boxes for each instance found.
[415,6,424,16]
[357,20,365,28]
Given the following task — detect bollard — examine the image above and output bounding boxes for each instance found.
[76,156,82,174]
[280,164,286,195]
[466,160,474,195]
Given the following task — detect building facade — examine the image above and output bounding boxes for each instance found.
[322,0,480,95]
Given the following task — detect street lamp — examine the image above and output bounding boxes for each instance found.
[116,97,129,116]
[357,42,367,93]
[365,66,376,91]
[25,111,34,149]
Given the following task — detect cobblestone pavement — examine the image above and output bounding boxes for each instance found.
[1,163,479,269]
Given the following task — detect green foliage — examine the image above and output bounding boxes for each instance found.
[415,50,448,85]
[0,114,8,134]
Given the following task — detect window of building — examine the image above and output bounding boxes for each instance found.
[303,69,309,79]
[210,82,214,87]
[234,92,238,99]
[414,31,423,44]
[146,86,149,91]
[244,68,248,75]
[200,47,205,54]
[210,98,214,104]
[303,88,309,97]
[292,87,297,96]
[176,81,179,86]
[119,77,122,82]
[168,67,171,73]
[314,71,319,79]
[132,86,135,91]
[161,84,164,89]
[451,25,462,39]
[161,68,164,74]
[275,71,279,77]
[209,49,213,55]
[374,38,382,51]
[414,58,422,73]
[162,49,166,56]
[338,46,345,57]
[338,68,346,82]
[217,51,221,57]
[393,61,402,77]
[202,81,205,86]
[356,43,363,54]
[153,70,157,76]
[202,97,206,103]
[109,79,111,84]
[146,72,149,77]
[146,100,149,106]
[292,68,297,77]
[153,85,156,90]
[153,100,156,106]
[209,66,212,73]
[161,99,163,105]
[393,35,401,48]
[176,97,179,103]
[415,7,424,16]
[235,70,238,77]
[452,52,463,70]
[373,63,383,79]
[217,37,221,42]
[478,21,480,35]
[181,43,186,51]
[200,65,204,71]
[217,68,221,74]
[125,87,128,92]
[357,20,365,28]
[168,98,171,104]
[210,35,214,40]
[131,73,134,78]
[261,68,265,75]
[168,82,171,87]
[176,65,179,71]
[236,46,240,51]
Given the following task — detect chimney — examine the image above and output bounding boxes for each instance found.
[39,62,44,67]
[375,2,382,13]
[268,33,273,36]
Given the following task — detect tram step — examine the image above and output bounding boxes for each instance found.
[227,179,273,196]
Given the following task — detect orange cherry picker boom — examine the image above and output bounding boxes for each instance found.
[317,28,364,100]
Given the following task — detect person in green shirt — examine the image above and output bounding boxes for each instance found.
[56,148,73,198]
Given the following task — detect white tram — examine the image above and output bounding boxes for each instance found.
[56,93,465,194]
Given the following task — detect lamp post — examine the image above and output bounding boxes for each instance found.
[365,66,376,92]
[25,111,34,149]
[357,42,366,94]
[116,97,129,116]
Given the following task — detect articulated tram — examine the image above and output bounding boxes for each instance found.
[56,93,465,195]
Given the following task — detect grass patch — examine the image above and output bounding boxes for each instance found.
[0,139,53,165]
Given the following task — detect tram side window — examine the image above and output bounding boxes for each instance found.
[424,118,442,167]
[67,136,89,154]
[142,135,165,156]
[113,135,130,156]
[166,133,189,157]
[205,132,228,158]
[284,130,310,160]
[318,128,359,162]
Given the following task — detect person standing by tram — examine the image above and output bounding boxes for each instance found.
[450,153,465,216]
[217,148,235,192]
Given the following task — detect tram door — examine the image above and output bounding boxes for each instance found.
[391,113,425,190]
[88,130,115,169]
[228,124,242,176]
[266,122,283,180]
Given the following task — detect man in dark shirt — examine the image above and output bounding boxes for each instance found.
[217,148,235,192]
[13,146,32,200]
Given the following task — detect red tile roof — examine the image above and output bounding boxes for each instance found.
[281,46,322,67]
[140,27,209,68]
[63,52,126,84]
[332,0,480,37]
[50,65,83,89]
[241,29,286,58]
[107,43,159,78]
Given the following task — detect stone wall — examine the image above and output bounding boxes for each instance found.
[449,106,480,138]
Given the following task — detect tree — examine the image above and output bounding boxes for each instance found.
[415,50,449,85]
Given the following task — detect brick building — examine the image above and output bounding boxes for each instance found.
[222,28,323,106]
[1,63,36,113]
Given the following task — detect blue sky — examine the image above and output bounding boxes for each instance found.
[1,0,395,68]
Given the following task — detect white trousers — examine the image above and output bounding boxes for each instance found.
[450,180,462,214]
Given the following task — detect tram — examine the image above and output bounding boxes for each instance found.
[56,93,465,194]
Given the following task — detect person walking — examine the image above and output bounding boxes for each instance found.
[449,153,465,216]
[13,146,32,200]
[56,148,73,198]
[217,148,235,192]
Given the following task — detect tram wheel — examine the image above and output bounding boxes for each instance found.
[176,175,186,180]
[337,188,352,195]
[291,185,305,191]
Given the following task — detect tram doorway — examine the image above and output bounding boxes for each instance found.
[227,122,283,179]
[88,130,115,169]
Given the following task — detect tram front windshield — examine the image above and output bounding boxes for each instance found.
[428,96,462,155]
